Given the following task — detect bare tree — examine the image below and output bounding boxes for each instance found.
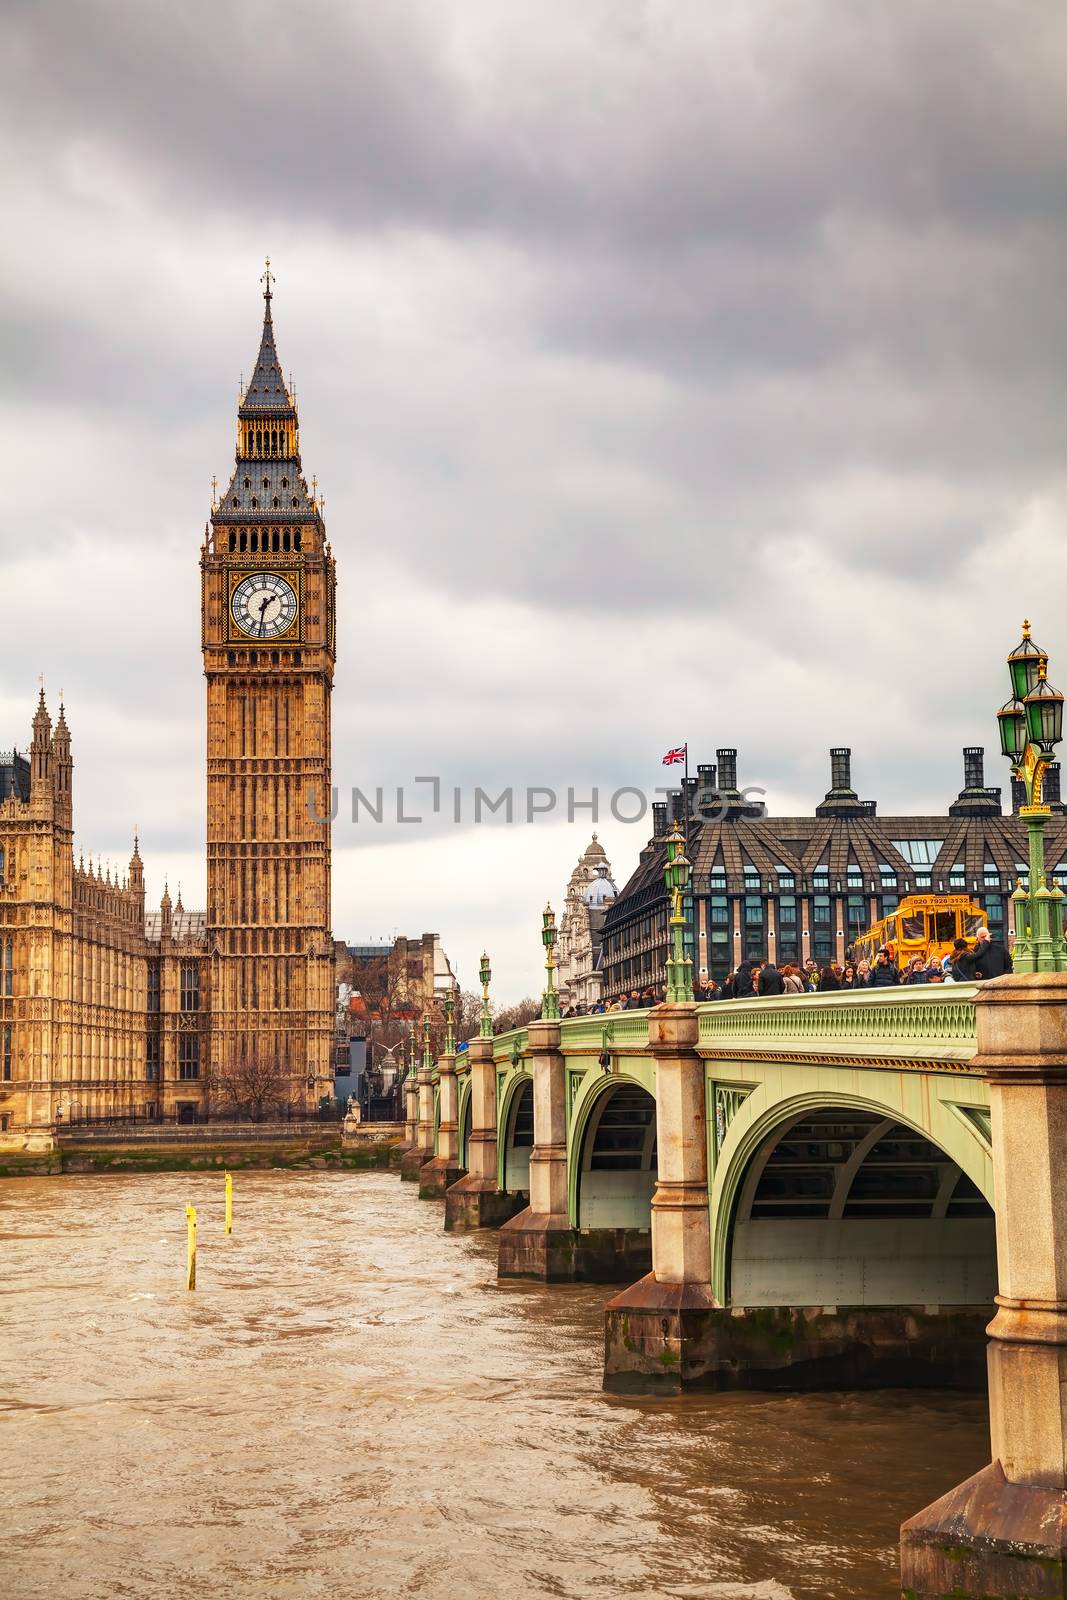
[454,989,485,1042]
[209,1049,291,1122]
[493,996,542,1033]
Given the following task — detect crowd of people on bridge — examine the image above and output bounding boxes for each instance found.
[566,927,1014,1015]
[704,925,1012,999]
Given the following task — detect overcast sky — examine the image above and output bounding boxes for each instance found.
[2,1,1067,998]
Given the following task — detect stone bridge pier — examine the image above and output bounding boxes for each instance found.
[901,972,1067,1599]
[497,1018,577,1278]
[602,1003,717,1382]
[419,1043,463,1198]
[392,1069,419,1171]
[400,1050,435,1181]
[444,1036,524,1231]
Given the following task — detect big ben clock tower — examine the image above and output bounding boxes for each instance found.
[202,263,336,1109]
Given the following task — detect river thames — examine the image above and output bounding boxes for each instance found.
[1,1170,988,1599]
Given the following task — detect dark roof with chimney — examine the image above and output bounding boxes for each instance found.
[604,746,1067,930]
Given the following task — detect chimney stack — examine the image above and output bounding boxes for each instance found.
[830,747,853,794]
[963,747,985,791]
[951,746,1001,817]
[816,747,867,816]
[716,748,738,794]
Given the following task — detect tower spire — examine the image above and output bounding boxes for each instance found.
[213,264,324,530]
[261,255,275,318]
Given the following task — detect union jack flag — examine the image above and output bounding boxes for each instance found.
[662,745,686,766]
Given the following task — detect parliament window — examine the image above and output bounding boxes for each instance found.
[2,938,12,996]
[145,1035,160,1081]
[180,963,200,1012]
[178,1036,199,1080]
[813,895,831,926]
[2,1024,11,1081]
[778,896,797,925]
[147,960,160,1013]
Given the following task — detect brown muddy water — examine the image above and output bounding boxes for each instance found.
[0,1170,988,1599]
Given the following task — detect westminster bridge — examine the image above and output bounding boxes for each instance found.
[398,974,1067,1600]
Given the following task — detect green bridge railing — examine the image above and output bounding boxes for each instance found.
[489,983,980,1071]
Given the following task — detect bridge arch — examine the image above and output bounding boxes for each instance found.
[457,1073,472,1170]
[569,1075,657,1233]
[497,1072,533,1196]
[713,1092,996,1313]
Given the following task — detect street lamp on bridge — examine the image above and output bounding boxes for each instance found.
[997,619,1066,972]
[444,988,456,1056]
[479,952,493,1037]
[541,903,560,1020]
[664,818,695,1003]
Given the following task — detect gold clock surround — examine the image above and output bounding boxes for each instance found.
[226,566,302,644]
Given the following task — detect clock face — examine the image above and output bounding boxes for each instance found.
[231,573,298,639]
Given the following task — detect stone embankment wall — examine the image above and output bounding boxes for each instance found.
[0,1123,404,1178]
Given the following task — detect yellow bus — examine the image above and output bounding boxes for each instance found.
[851,894,986,972]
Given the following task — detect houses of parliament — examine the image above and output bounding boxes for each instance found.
[0,269,337,1135]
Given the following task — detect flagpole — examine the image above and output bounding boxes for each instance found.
[683,742,690,854]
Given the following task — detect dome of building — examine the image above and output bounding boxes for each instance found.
[582,861,617,907]
[583,833,608,865]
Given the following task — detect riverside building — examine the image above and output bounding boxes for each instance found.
[600,746,1067,996]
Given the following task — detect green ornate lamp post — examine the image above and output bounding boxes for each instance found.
[422,1012,433,1071]
[541,903,560,1021]
[664,818,694,1003]
[997,620,1066,973]
[444,987,456,1056]
[479,952,493,1038]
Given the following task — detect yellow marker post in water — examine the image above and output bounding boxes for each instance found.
[225,1171,233,1236]
[186,1204,197,1291]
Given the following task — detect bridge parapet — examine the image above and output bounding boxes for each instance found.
[490,988,980,1071]
[697,985,979,1068]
